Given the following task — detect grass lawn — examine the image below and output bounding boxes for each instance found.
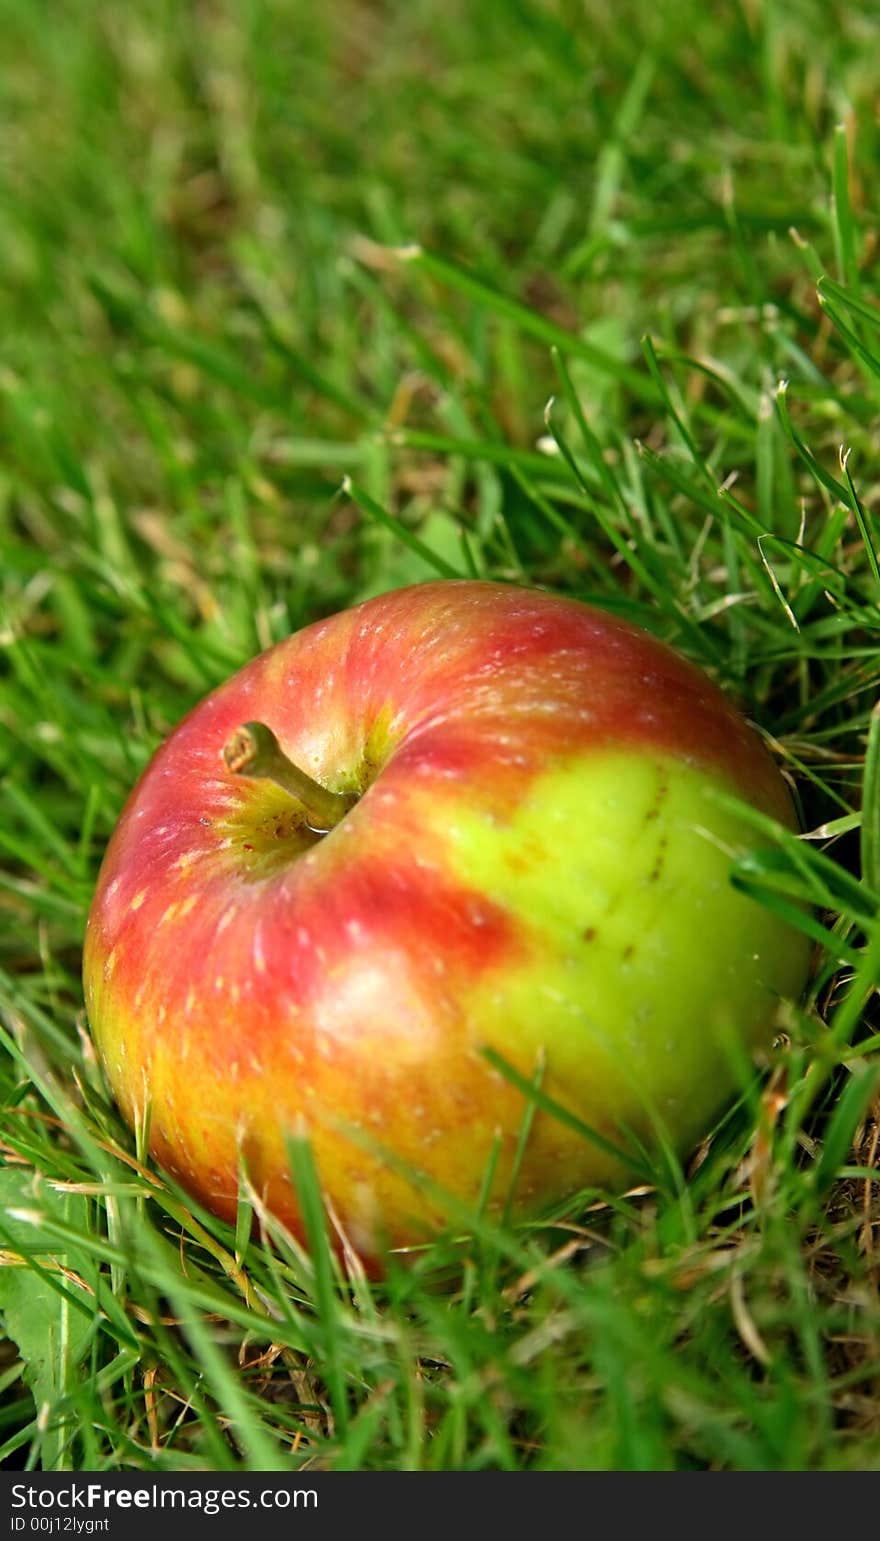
[1,0,879,1471]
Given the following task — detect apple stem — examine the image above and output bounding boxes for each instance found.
[222,722,356,834]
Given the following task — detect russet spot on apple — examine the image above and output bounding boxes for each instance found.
[84,580,810,1265]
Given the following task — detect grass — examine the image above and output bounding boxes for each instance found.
[1,0,879,1471]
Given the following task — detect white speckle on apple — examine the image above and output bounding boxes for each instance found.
[185,986,196,1015]
[107,879,120,898]
[179,895,197,919]
[159,901,179,926]
[103,947,117,981]
[540,985,566,1004]
[254,929,267,973]
[215,975,224,991]
[130,889,147,912]
[158,1005,166,1025]
[216,906,238,933]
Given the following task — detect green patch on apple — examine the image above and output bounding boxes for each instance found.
[440,752,806,1171]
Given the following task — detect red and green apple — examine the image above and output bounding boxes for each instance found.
[83,581,810,1261]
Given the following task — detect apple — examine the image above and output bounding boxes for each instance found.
[83,580,810,1262]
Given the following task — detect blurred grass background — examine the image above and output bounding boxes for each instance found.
[1,0,879,1471]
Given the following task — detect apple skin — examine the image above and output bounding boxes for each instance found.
[83,581,809,1261]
